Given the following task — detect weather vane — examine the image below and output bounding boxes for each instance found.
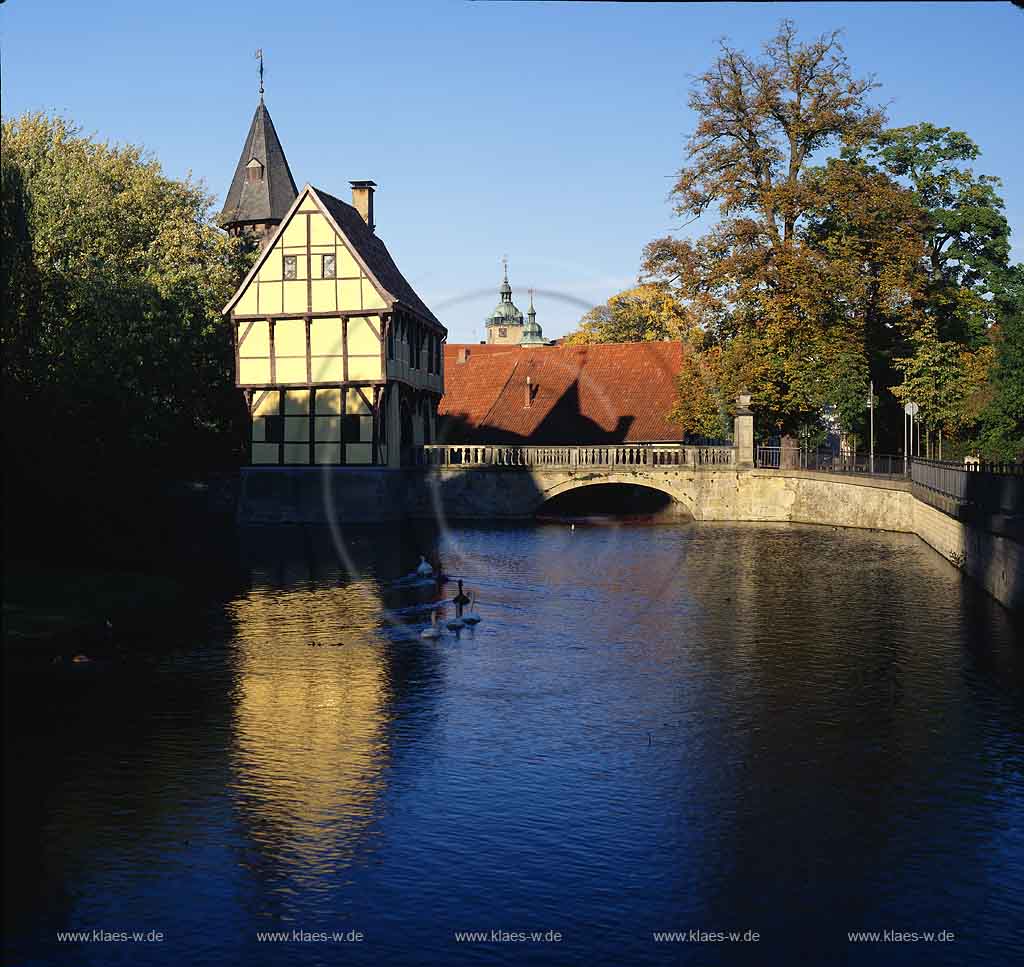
[256,48,264,97]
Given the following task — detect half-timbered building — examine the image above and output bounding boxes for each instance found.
[221,101,445,468]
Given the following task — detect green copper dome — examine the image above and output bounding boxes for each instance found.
[485,261,525,328]
[520,289,545,345]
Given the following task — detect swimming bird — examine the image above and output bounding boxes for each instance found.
[463,592,482,626]
[452,580,471,610]
[416,556,434,578]
[421,611,443,639]
[448,579,471,629]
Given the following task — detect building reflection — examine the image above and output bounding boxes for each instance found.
[227,526,443,906]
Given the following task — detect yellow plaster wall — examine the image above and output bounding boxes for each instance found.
[259,285,283,316]
[235,285,258,315]
[240,358,272,384]
[275,320,306,356]
[257,258,281,284]
[311,356,344,382]
[362,278,386,310]
[239,321,271,385]
[282,217,306,248]
[282,280,306,314]
[337,247,360,279]
[273,320,307,383]
[338,279,361,310]
[240,320,270,354]
[311,280,337,312]
[348,356,381,380]
[310,319,343,355]
[309,213,335,246]
[348,317,380,354]
[230,191,394,322]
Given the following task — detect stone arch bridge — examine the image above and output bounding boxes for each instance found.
[415,443,741,519]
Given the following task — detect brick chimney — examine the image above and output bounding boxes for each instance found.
[524,375,533,408]
[457,347,471,364]
[350,180,376,232]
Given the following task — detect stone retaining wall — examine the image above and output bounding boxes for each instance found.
[237,466,1021,610]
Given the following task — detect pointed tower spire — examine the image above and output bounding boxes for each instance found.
[500,257,512,302]
[520,287,545,346]
[220,90,298,245]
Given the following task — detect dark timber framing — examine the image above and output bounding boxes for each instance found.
[227,186,446,469]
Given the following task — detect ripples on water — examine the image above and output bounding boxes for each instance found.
[4,522,1023,966]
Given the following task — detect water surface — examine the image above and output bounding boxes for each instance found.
[4,522,1022,965]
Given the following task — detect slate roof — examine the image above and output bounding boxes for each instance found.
[220,100,298,226]
[315,188,443,329]
[438,342,686,443]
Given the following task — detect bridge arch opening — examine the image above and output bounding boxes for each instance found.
[536,483,691,523]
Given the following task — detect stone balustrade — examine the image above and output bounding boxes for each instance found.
[416,443,737,469]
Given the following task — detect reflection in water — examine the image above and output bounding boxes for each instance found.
[229,581,390,891]
[3,522,1022,966]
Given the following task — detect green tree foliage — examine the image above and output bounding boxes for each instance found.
[855,123,1012,345]
[972,268,1024,460]
[2,114,254,553]
[891,325,993,436]
[850,124,1019,454]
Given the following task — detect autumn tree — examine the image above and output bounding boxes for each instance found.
[641,21,928,444]
[563,284,696,345]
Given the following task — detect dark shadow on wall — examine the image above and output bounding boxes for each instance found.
[914,469,1024,611]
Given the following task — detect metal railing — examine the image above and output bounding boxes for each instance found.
[911,458,1023,515]
[417,443,736,469]
[756,446,908,478]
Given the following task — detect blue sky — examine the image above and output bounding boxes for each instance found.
[3,1,1022,342]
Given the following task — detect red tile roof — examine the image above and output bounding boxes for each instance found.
[439,342,686,443]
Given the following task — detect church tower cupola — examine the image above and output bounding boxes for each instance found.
[519,288,546,345]
[220,56,298,246]
[485,258,526,344]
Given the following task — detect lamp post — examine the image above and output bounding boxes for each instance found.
[868,381,874,475]
[904,401,919,475]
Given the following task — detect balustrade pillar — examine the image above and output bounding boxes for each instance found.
[734,392,755,469]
